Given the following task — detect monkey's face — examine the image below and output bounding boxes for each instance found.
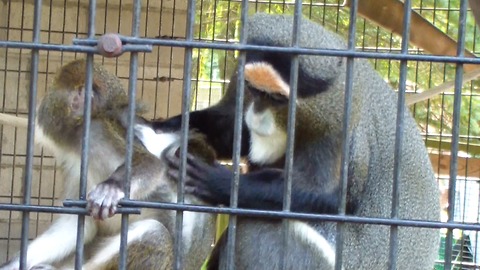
[243,61,290,165]
[51,59,128,117]
[37,60,128,143]
[244,61,290,135]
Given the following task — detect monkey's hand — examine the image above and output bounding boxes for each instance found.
[165,151,232,205]
[87,178,125,220]
[165,151,341,213]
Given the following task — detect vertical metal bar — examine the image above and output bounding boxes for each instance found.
[19,0,42,268]
[166,0,177,117]
[388,0,412,269]
[118,1,141,269]
[174,0,195,269]
[193,1,204,111]
[1,0,12,260]
[75,56,94,270]
[444,0,468,268]
[335,0,357,269]
[13,1,26,260]
[225,1,248,269]
[281,1,302,269]
[74,1,96,269]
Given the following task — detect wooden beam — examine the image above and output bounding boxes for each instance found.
[346,0,478,72]
[429,153,480,179]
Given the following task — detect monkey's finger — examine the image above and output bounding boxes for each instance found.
[167,149,206,171]
[100,196,117,220]
[99,202,115,220]
[165,152,181,170]
[165,155,206,182]
[167,169,187,182]
[187,185,215,203]
[89,204,102,220]
[87,194,109,220]
[93,203,109,220]
[167,168,202,186]
[185,153,209,170]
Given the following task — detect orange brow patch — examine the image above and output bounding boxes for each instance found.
[244,62,290,97]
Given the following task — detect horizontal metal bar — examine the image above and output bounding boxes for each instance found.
[0,41,152,53]
[63,200,141,215]
[0,203,141,215]
[116,200,479,231]
[2,200,479,230]
[73,37,480,65]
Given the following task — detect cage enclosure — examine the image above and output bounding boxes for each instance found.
[0,0,480,269]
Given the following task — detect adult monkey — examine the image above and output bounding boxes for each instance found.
[0,60,216,270]
[144,13,441,269]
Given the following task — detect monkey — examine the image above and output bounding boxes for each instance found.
[137,14,441,269]
[0,59,216,270]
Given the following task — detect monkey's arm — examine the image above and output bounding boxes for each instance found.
[150,108,250,160]
[87,151,164,220]
[0,215,97,269]
[165,153,343,214]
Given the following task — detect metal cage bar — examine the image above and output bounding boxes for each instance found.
[445,0,469,268]
[388,0,412,268]
[73,0,97,268]
[281,0,302,268]
[225,0,249,268]
[335,0,358,269]
[19,0,42,268]
[175,0,196,269]
[117,0,142,269]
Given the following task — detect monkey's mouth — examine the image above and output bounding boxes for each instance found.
[245,104,277,137]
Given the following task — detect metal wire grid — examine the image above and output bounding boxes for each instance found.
[0,0,479,269]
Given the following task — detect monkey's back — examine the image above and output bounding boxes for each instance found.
[341,60,440,269]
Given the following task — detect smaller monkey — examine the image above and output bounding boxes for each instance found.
[0,59,216,270]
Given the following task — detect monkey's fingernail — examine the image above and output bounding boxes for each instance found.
[97,33,123,57]
[174,147,180,158]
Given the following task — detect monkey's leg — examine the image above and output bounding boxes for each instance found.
[0,215,97,270]
[82,219,173,270]
[210,220,336,270]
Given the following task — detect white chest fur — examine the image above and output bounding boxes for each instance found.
[245,103,287,165]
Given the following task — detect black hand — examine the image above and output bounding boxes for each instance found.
[165,151,233,205]
[165,150,346,214]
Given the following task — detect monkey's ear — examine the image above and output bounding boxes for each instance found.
[244,62,290,97]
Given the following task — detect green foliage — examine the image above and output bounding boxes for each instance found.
[193,0,480,154]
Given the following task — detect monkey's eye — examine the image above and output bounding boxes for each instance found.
[246,81,288,105]
[267,92,288,104]
[245,81,261,97]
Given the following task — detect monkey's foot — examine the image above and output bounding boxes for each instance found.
[87,178,125,220]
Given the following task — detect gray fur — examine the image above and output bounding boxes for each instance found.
[0,60,215,270]
[215,13,440,270]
